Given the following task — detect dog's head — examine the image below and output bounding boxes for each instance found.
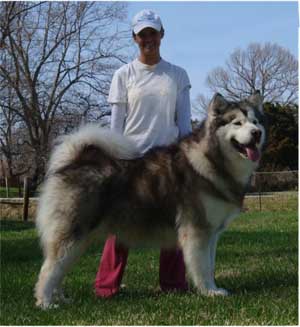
[207,91,266,166]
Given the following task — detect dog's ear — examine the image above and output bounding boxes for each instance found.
[207,93,229,116]
[247,90,263,112]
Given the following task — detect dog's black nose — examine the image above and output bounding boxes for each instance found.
[251,129,262,143]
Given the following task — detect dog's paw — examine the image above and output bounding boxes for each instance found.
[204,287,230,297]
[35,298,59,310]
[35,299,59,310]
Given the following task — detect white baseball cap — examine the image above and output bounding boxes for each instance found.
[132,9,162,34]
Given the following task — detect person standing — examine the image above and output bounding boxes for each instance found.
[94,9,192,298]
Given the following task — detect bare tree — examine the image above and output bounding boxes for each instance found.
[0,1,132,186]
[0,83,20,178]
[195,42,298,111]
[191,94,209,123]
[0,1,44,48]
[0,50,32,179]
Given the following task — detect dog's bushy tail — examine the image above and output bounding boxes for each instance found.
[47,124,139,173]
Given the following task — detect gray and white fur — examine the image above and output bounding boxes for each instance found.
[35,92,266,308]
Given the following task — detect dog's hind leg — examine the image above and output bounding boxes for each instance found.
[179,224,229,297]
[35,237,88,309]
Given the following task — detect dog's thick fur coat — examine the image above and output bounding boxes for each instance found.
[35,92,266,308]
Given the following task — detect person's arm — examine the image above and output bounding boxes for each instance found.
[110,103,126,133]
[176,86,192,138]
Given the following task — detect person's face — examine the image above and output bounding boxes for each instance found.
[134,27,162,57]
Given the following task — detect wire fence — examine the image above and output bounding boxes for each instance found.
[0,171,298,220]
[245,171,298,212]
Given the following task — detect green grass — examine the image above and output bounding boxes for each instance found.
[244,192,298,212]
[1,210,298,325]
[0,186,21,198]
[0,186,39,198]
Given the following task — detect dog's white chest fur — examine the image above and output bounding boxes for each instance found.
[201,193,240,229]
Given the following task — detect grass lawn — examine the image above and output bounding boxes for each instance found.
[0,186,21,198]
[1,210,298,325]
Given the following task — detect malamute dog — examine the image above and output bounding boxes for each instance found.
[35,91,266,308]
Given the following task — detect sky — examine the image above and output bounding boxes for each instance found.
[125,1,298,117]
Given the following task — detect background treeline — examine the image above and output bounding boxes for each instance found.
[0,2,298,191]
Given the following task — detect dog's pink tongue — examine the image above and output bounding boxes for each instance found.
[246,147,260,162]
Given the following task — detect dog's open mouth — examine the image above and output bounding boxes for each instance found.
[231,138,260,162]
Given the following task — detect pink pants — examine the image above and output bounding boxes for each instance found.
[94,235,188,297]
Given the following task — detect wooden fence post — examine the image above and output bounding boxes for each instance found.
[18,176,22,197]
[258,175,262,211]
[5,177,9,198]
[23,177,30,221]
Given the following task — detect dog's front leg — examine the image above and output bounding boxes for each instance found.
[179,225,229,296]
[209,231,220,280]
[208,229,230,295]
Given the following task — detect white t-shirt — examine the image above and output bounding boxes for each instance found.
[108,58,191,153]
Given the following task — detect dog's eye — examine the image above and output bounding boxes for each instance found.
[253,120,258,125]
[233,121,242,126]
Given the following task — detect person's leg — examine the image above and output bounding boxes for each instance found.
[159,248,188,292]
[94,235,129,298]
